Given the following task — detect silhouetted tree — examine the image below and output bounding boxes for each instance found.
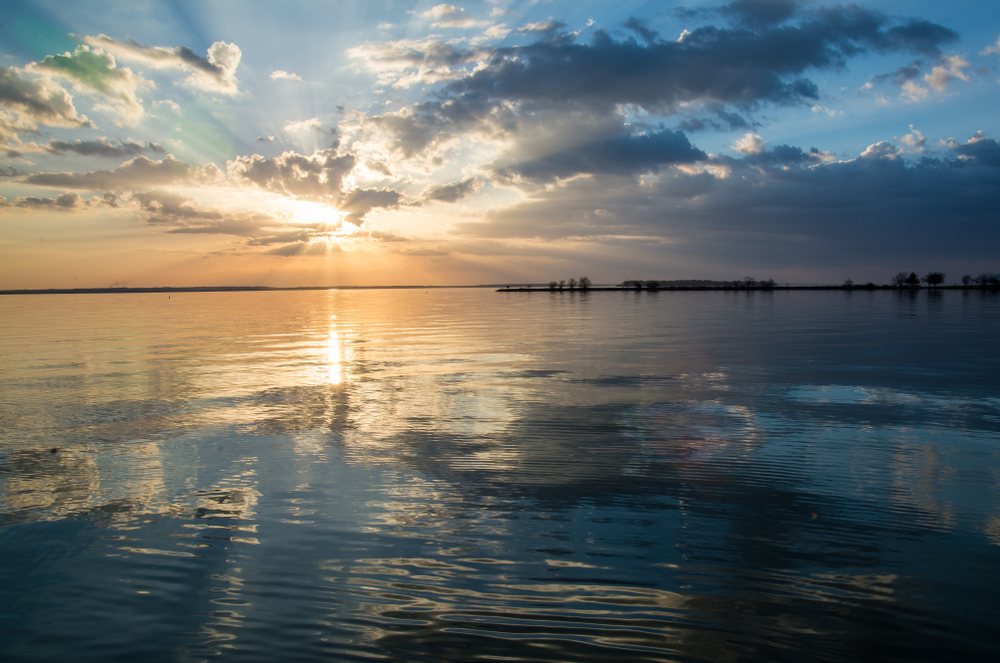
[558,279,565,291]
[922,272,945,288]
[962,275,971,286]
[646,280,660,291]
[843,278,854,289]
[905,272,921,287]
[568,278,577,290]
[579,276,591,291]
[548,281,558,290]
[760,279,776,290]
[891,272,909,288]
[973,273,999,286]
[743,276,756,288]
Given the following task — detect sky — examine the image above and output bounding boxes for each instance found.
[1,0,998,288]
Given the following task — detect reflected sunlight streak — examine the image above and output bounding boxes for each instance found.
[328,329,342,385]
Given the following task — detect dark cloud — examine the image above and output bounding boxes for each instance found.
[446,7,956,115]
[44,137,164,157]
[421,177,482,203]
[22,154,222,191]
[949,132,1000,168]
[623,17,660,44]
[490,129,707,187]
[868,62,923,87]
[449,134,1000,273]
[719,0,800,28]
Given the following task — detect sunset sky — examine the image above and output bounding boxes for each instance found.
[1,0,998,288]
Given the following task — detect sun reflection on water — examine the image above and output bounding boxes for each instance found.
[327,329,342,385]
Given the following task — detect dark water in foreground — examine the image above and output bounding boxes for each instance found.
[1,288,998,662]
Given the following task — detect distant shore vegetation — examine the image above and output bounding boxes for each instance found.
[516,271,1000,292]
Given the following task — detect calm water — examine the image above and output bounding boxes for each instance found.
[1,288,998,662]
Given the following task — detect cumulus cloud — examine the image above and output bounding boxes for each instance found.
[948,131,1000,167]
[0,66,94,152]
[923,55,970,92]
[731,133,766,155]
[900,125,925,152]
[270,70,302,81]
[28,45,152,122]
[980,36,1000,57]
[226,149,356,201]
[80,35,242,95]
[22,154,222,191]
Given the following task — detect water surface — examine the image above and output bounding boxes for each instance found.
[1,288,998,662]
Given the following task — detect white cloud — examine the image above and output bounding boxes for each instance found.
[981,36,1000,56]
[900,79,929,102]
[811,104,841,117]
[421,4,488,29]
[284,117,323,133]
[28,45,153,124]
[731,133,766,156]
[899,125,925,152]
[924,55,970,92]
[270,70,302,81]
[859,141,899,160]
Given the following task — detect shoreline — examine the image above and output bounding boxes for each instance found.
[496,285,998,292]
[1,284,996,296]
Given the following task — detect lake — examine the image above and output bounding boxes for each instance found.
[1,288,998,662]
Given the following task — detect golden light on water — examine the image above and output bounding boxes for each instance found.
[327,328,342,385]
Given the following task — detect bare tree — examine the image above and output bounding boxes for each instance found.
[843,278,854,289]
[743,276,757,289]
[962,275,971,286]
[891,272,909,288]
[579,276,592,291]
[558,279,565,291]
[548,281,558,291]
[568,278,577,290]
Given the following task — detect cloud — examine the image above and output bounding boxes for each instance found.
[948,131,1000,167]
[489,129,708,187]
[257,135,275,142]
[517,21,566,33]
[447,134,1000,275]
[0,191,119,211]
[80,35,241,95]
[44,137,164,157]
[421,176,482,203]
[900,125,925,152]
[28,45,152,122]
[226,148,356,202]
[284,117,325,133]
[719,0,799,28]
[901,79,929,102]
[982,36,1000,57]
[22,154,222,191]
[270,70,302,81]
[731,132,766,156]
[0,66,94,151]
[421,4,488,29]
[923,55,970,92]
